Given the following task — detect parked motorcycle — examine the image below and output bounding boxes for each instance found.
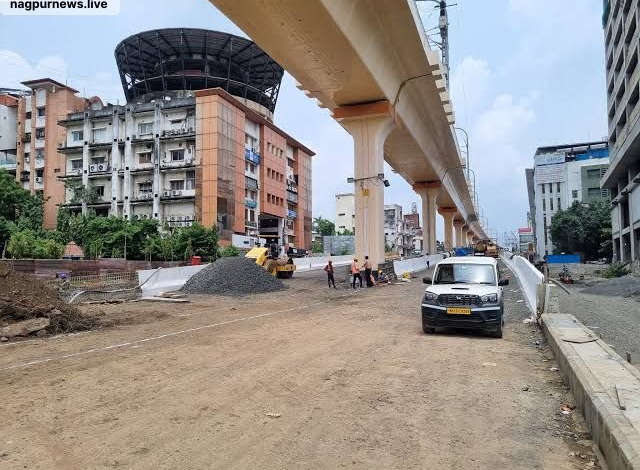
[559,266,574,284]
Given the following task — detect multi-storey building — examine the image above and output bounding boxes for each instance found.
[14,79,96,228]
[384,204,414,257]
[335,193,355,233]
[55,29,313,250]
[527,141,610,256]
[601,0,640,265]
[0,90,25,178]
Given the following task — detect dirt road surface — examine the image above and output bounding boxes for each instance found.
[1,264,601,469]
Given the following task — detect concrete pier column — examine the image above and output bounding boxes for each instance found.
[414,182,440,255]
[335,102,394,269]
[453,218,465,248]
[438,207,456,251]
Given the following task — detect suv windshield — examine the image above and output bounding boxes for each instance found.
[434,263,496,285]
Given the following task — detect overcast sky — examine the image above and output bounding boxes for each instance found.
[0,0,607,240]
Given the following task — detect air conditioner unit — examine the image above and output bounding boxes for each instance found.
[163,190,171,197]
[176,190,182,196]
[97,164,106,171]
[178,216,184,221]
[74,169,82,175]
[170,216,175,221]
[142,214,148,219]
[35,177,42,183]
[89,164,97,172]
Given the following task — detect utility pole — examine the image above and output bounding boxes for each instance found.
[416,0,451,87]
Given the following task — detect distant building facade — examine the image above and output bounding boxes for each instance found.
[518,227,534,253]
[0,90,23,179]
[335,193,355,233]
[384,204,414,257]
[602,1,640,265]
[527,141,610,256]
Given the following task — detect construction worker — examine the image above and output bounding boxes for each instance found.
[362,256,373,287]
[351,258,363,289]
[324,260,337,289]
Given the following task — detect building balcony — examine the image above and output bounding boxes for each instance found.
[160,159,195,171]
[34,138,45,149]
[245,199,257,209]
[0,155,17,171]
[34,158,45,169]
[287,209,297,219]
[134,192,154,202]
[60,169,82,179]
[24,119,32,131]
[19,171,30,182]
[245,220,258,228]
[58,140,83,152]
[286,192,298,203]
[35,116,45,128]
[34,177,44,188]
[23,134,31,143]
[244,148,260,165]
[131,134,154,143]
[160,127,195,140]
[160,188,196,200]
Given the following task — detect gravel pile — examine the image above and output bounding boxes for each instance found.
[580,275,640,297]
[181,256,288,297]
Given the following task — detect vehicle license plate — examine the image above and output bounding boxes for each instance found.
[447,307,471,315]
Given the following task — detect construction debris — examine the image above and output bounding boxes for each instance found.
[181,257,288,297]
[0,271,99,336]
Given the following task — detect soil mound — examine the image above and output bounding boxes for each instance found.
[181,257,288,297]
[581,274,640,297]
[0,271,99,335]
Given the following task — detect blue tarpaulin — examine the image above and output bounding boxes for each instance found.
[546,254,581,264]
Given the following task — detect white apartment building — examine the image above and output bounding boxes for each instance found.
[530,142,610,256]
[335,193,355,233]
[384,204,415,257]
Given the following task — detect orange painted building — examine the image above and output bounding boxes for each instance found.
[15,78,93,229]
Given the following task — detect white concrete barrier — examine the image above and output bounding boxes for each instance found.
[392,254,442,276]
[138,264,208,296]
[294,255,352,272]
[501,254,543,314]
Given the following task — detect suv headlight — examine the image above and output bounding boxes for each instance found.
[480,293,498,304]
[423,291,438,305]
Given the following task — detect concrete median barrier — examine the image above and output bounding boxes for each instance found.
[138,264,208,297]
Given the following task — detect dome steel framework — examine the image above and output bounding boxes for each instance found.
[115,28,284,113]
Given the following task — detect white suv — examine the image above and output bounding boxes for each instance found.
[421,256,509,338]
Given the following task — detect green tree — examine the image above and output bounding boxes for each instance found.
[220,245,241,257]
[311,240,323,253]
[550,201,612,260]
[313,216,335,236]
[64,179,101,205]
[337,228,354,236]
[173,223,219,261]
[0,168,31,221]
[7,230,37,259]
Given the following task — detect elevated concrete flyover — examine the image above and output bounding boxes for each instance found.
[207,0,488,265]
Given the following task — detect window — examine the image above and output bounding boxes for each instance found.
[71,130,83,142]
[138,122,153,135]
[586,168,601,179]
[169,118,183,124]
[550,198,554,210]
[37,107,46,117]
[35,149,44,159]
[558,198,561,210]
[170,180,185,191]
[186,170,195,190]
[572,190,578,198]
[433,263,496,285]
[138,182,152,193]
[548,183,553,194]
[71,159,83,170]
[542,199,546,211]
[25,111,32,119]
[138,152,152,164]
[35,128,45,139]
[170,149,185,161]
[541,184,545,194]
[95,186,105,197]
[587,187,602,197]
[91,156,106,165]
[24,152,30,162]
[92,127,106,141]
[338,213,346,216]
[556,182,561,192]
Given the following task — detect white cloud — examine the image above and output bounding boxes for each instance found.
[450,56,492,114]
[0,49,123,103]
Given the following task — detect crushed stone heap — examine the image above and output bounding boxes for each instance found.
[181,256,289,297]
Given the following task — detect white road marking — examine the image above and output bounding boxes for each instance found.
[1,305,310,371]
